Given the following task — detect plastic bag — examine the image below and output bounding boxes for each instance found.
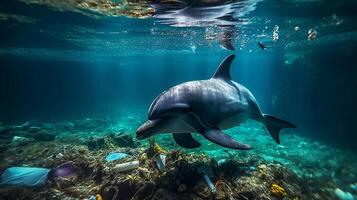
[105,152,128,162]
[0,167,50,187]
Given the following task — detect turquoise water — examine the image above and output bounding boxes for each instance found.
[0,0,356,199]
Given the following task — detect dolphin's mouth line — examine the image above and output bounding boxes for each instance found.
[136,118,163,139]
[136,135,146,139]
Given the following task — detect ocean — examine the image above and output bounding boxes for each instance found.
[0,0,356,199]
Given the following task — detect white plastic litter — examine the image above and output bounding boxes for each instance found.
[114,160,139,172]
[335,188,355,200]
[155,154,166,172]
[203,174,217,194]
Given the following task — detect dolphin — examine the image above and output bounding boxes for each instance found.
[136,55,296,150]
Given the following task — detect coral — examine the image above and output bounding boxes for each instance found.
[110,133,139,148]
[0,126,12,140]
[0,139,341,200]
[86,137,106,150]
[177,184,187,192]
[0,118,355,200]
[271,183,287,198]
[215,180,233,200]
[131,181,155,200]
[154,143,166,154]
[30,130,56,141]
[146,138,166,158]
[96,194,103,200]
[0,121,56,142]
[85,134,139,151]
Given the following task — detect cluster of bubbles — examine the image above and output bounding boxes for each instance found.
[273,25,279,42]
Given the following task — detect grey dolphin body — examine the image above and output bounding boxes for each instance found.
[136,55,296,150]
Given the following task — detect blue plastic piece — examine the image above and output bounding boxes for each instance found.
[105,152,128,162]
[89,195,96,200]
[217,159,226,165]
[351,183,357,191]
[335,188,356,200]
[0,167,50,187]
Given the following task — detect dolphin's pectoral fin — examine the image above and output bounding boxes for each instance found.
[202,128,252,150]
[172,133,201,149]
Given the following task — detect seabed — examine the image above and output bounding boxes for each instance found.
[0,113,356,200]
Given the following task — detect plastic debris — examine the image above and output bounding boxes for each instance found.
[203,174,217,194]
[351,183,357,191]
[105,152,128,162]
[11,136,26,143]
[331,13,343,26]
[114,160,139,172]
[155,154,166,172]
[335,188,355,200]
[50,162,75,178]
[308,28,317,41]
[88,194,103,200]
[0,167,50,187]
[57,153,64,158]
[11,136,34,146]
[217,159,227,165]
[88,195,96,200]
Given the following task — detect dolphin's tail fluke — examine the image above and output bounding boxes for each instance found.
[263,114,297,144]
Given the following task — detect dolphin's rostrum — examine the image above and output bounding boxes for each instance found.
[136,55,296,150]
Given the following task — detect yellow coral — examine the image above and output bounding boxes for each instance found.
[154,143,166,154]
[96,194,102,200]
[271,183,287,198]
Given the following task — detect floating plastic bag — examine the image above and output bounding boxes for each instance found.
[0,167,50,187]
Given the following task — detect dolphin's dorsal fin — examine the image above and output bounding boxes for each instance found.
[212,55,236,80]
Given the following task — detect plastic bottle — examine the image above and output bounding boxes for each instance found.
[114,160,139,172]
